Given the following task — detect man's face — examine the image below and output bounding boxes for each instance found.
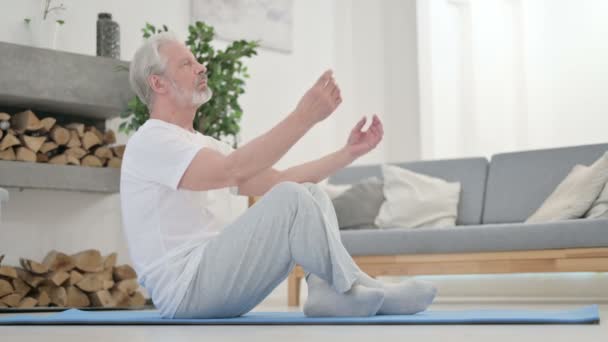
[159,41,212,107]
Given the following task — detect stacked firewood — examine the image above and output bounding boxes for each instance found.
[0,250,146,308]
[0,110,124,168]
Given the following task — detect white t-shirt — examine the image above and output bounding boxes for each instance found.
[120,118,238,318]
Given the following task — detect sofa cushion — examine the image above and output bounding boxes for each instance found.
[586,182,608,219]
[527,151,608,223]
[339,218,608,256]
[483,143,608,224]
[329,157,488,225]
[375,164,461,229]
[332,177,384,229]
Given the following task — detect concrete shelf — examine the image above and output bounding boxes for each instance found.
[0,160,120,193]
[0,42,133,121]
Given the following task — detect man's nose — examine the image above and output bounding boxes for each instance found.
[196,62,206,75]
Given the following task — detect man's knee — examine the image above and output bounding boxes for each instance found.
[267,181,315,208]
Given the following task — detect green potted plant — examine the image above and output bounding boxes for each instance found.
[119,21,259,148]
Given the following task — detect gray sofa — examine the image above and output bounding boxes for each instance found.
[287,142,608,305]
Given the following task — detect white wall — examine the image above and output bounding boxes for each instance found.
[0,0,192,266]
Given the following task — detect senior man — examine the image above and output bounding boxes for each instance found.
[120,32,437,319]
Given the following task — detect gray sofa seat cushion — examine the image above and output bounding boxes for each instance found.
[329,157,488,225]
[339,218,608,256]
[483,143,608,224]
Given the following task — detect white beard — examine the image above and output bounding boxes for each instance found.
[170,79,212,107]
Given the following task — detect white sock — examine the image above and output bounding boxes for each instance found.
[303,274,385,317]
[356,272,438,315]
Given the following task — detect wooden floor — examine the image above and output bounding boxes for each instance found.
[0,302,605,342]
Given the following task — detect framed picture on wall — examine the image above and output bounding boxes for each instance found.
[191,0,293,53]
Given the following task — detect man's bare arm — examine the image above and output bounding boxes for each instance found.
[179,71,343,191]
[236,115,384,196]
[236,148,356,196]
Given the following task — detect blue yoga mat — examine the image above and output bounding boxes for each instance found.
[0,305,599,325]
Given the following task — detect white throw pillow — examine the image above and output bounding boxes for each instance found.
[526,151,608,223]
[320,182,352,200]
[585,181,608,219]
[374,164,461,229]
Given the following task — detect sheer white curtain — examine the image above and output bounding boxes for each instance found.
[418,0,527,160]
[419,0,608,160]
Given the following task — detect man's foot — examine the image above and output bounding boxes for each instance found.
[356,273,438,315]
[303,274,385,317]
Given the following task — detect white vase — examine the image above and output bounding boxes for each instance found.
[29,17,60,49]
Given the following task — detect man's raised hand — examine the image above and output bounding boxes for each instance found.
[345,115,384,159]
[293,70,343,125]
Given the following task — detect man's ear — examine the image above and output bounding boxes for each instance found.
[148,74,169,95]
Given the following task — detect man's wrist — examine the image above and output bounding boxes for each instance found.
[290,109,317,129]
[339,145,359,164]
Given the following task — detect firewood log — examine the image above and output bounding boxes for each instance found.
[87,126,104,142]
[113,265,137,281]
[103,253,117,269]
[15,147,36,162]
[18,297,37,308]
[93,146,113,159]
[0,147,16,161]
[50,125,70,145]
[16,268,45,288]
[68,270,84,286]
[81,155,102,167]
[48,153,68,165]
[11,110,43,132]
[66,130,82,148]
[47,270,70,286]
[49,286,67,306]
[103,129,116,145]
[43,251,75,272]
[35,290,50,307]
[75,273,104,293]
[0,279,13,297]
[20,258,49,275]
[0,133,20,151]
[111,145,125,158]
[66,123,85,137]
[65,147,87,160]
[1,293,22,307]
[82,131,102,150]
[129,291,146,307]
[89,290,114,307]
[40,117,57,132]
[114,279,138,295]
[0,265,17,279]
[66,286,90,307]
[107,157,122,168]
[110,289,129,307]
[11,278,31,297]
[66,154,80,166]
[36,152,49,163]
[20,135,46,153]
[72,249,104,273]
[39,141,58,154]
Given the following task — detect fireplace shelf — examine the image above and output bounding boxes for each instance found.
[0,160,119,193]
[0,42,133,122]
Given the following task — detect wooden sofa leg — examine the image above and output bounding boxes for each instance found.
[288,270,301,307]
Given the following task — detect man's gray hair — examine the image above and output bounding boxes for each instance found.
[129,32,180,107]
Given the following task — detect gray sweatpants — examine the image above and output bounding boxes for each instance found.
[174,181,363,318]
